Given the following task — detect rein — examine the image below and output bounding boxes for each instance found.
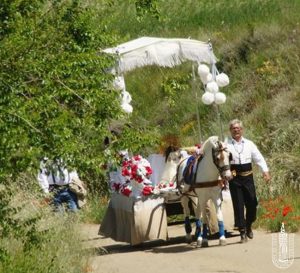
[191,179,224,188]
[182,179,225,196]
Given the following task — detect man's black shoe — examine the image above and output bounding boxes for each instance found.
[240,233,248,243]
[239,229,248,243]
[246,228,253,239]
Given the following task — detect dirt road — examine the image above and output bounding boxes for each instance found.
[81,224,300,273]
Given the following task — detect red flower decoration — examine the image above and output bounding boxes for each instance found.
[112,183,121,191]
[119,155,153,197]
[145,166,153,175]
[122,167,131,177]
[133,155,142,161]
[142,186,153,196]
[121,187,132,197]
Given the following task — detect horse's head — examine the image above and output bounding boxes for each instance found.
[166,150,182,164]
[210,137,233,181]
[164,145,181,163]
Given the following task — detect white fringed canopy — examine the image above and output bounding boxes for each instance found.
[103,37,217,73]
[102,36,226,139]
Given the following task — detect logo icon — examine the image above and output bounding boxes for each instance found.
[272,222,294,269]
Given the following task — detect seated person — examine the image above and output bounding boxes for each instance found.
[38,157,80,212]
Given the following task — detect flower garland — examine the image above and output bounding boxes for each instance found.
[112,155,154,198]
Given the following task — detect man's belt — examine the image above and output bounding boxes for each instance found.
[232,170,253,177]
[50,184,69,191]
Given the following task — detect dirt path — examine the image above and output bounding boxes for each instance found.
[80,223,300,273]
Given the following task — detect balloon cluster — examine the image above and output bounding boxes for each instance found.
[112,75,133,113]
[198,64,230,105]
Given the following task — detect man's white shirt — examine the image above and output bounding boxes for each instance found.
[225,137,269,173]
[38,167,79,194]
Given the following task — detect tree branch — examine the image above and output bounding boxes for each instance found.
[56,79,92,108]
[7,111,42,133]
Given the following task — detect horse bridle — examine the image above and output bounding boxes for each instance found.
[212,142,231,176]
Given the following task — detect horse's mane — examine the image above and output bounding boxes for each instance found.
[164,145,179,162]
[201,136,219,152]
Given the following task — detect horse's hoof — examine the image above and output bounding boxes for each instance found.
[201,239,209,247]
[186,234,192,244]
[196,237,203,248]
[219,239,227,246]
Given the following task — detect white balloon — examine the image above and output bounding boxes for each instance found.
[121,90,132,103]
[206,81,219,93]
[121,102,133,113]
[216,73,230,87]
[215,92,227,104]
[200,72,213,85]
[206,73,213,83]
[197,64,210,77]
[201,92,214,105]
[113,76,125,90]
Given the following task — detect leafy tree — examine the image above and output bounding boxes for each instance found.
[0,0,157,190]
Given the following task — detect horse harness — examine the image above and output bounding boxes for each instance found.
[177,144,230,197]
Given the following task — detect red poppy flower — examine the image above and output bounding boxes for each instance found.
[282,205,293,217]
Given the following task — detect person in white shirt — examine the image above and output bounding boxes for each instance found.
[38,157,79,212]
[225,119,271,243]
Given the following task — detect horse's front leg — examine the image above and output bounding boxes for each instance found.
[212,192,227,246]
[193,196,208,248]
[180,190,193,243]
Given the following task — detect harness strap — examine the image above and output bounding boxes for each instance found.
[176,154,204,193]
[191,179,224,189]
[191,154,203,186]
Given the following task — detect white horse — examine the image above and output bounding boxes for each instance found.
[160,146,210,237]
[177,136,232,247]
[159,146,187,188]
[159,142,221,241]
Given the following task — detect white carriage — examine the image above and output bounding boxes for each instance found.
[99,37,234,245]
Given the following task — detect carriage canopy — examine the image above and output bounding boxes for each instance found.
[103,36,217,73]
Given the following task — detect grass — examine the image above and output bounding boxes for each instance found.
[0,178,89,273]
[79,195,109,224]
[0,203,86,273]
